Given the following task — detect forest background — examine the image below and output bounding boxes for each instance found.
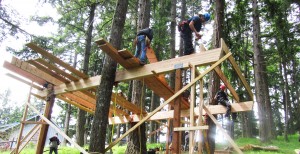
[0,0,300,153]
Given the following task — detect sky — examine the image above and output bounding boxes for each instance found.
[0,0,59,110]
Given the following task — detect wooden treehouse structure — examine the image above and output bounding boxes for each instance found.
[3,38,253,154]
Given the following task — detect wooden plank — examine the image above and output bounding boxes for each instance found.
[3,60,46,85]
[6,73,43,90]
[26,102,89,154]
[214,66,240,102]
[62,93,95,109]
[189,65,196,154]
[10,124,40,154]
[28,60,70,83]
[118,49,134,59]
[146,47,158,63]
[110,106,129,116]
[35,58,79,81]
[96,39,134,69]
[143,76,190,109]
[33,47,221,95]
[10,57,63,85]
[221,39,253,100]
[115,48,222,81]
[203,105,243,154]
[104,54,231,151]
[21,121,48,125]
[26,43,88,79]
[57,96,94,114]
[111,93,146,114]
[174,126,209,131]
[125,57,141,67]
[108,101,253,124]
[172,69,182,153]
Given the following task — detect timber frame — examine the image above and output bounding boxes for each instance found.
[3,38,253,154]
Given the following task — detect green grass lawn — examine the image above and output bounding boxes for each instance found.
[1,134,299,154]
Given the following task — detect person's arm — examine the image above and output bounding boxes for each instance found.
[189,21,201,39]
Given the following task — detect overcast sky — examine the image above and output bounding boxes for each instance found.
[0,0,58,108]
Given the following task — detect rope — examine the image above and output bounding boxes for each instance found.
[139,78,145,154]
[110,92,117,143]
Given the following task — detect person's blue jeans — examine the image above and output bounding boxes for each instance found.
[134,35,146,63]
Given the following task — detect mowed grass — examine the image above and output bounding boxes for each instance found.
[1,134,299,154]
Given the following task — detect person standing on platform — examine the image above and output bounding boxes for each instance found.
[134,27,153,65]
[178,12,211,55]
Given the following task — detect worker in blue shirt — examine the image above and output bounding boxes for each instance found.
[178,12,211,55]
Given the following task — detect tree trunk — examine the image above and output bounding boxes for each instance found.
[76,2,96,146]
[63,52,78,145]
[62,103,72,145]
[206,0,225,153]
[252,0,272,143]
[169,0,176,90]
[125,0,150,153]
[89,0,128,153]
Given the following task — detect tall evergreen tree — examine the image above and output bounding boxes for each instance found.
[252,0,273,143]
[125,0,150,153]
[89,0,129,153]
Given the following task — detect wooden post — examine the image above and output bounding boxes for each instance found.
[26,102,89,154]
[203,106,243,154]
[165,118,172,154]
[15,84,32,153]
[189,65,196,154]
[197,79,204,154]
[172,69,182,154]
[197,44,206,154]
[36,83,55,154]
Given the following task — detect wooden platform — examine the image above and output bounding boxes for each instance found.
[96,39,191,108]
[2,40,253,125]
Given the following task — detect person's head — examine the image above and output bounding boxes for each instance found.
[199,12,211,23]
[220,84,226,91]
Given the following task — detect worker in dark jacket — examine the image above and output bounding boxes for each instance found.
[214,84,236,121]
[178,12,211,55]
[134,28,153,65]
[49,133,60,154]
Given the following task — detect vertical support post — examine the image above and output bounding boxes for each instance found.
[197,79,204,154]
[189,65,196,154]
[15,84,32,153]
[172,69,182,154]
[36,83,55,154]
[166,114,172,154]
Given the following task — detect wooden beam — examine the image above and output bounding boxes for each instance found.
[26,43,88,79]
[31,46,221,96]
[21,121,48,125]
[25,102,89,154]
[9,57,63,85]
[172,69,182,153]
[189,65,196,154]
[10,124,40,154]
[174,126,209,131]
[27,60,69,83]
[57,95,94,114]
[214,66,240,102]
[6,73,43,90]
[104,53,231,151]
[108,101,253,124]
[203,105,243,154]
[35,58,79,81]
[3,61,45,85]
[221,39,253,100]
